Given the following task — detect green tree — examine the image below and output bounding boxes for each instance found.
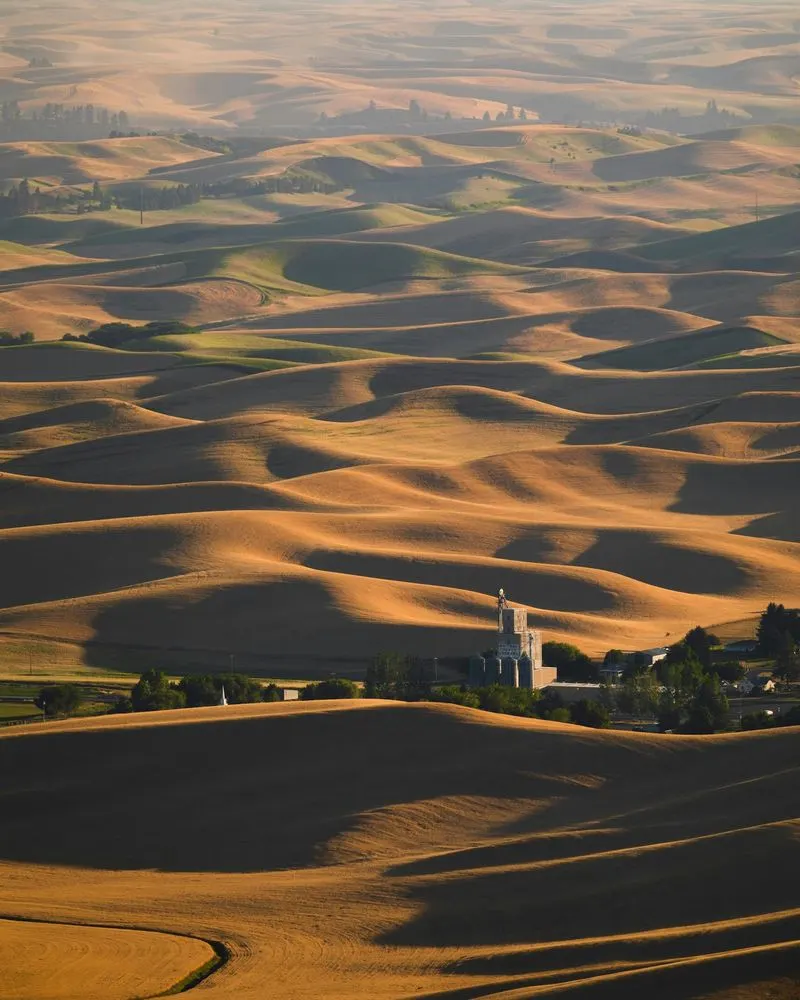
[261,683,281,703]
[683,626,720,670]
[35,684,81,718]
[220,673,263,704]
[681,706,715,734]
[713,661,746,683]
[570,700,610,729]
[543,642,596,681]
[365,653,430,699]
[741,711,775,731]
[301,677,359,700]
[778,705,800,727]
[773,650,800,683]
[615,671,659,716]
[177,674,218,707]
[686,676,729,732]
[757,603,800,656]
[130,670,185,712]
[429,685,480,709]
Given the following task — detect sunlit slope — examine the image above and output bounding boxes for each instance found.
[635,210,800,267]
[0,136,219,184]
[0,919,215,1000]
[0,703,798,998]
[1,337,798,667]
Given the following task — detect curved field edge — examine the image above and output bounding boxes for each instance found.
[0,912,229,999]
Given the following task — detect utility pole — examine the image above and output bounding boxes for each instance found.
[140,185,144,226]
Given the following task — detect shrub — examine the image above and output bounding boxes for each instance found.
[741,711,774,731]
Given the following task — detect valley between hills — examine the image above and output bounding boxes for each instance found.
[0,117,799,676]
[0,4,799,998]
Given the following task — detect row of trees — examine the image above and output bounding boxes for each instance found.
[34,671,341,719]
[0,179,94,219]
[364,653,609,728]
[116,183,203,212]
[0,331,34,346]
[112,670,283,713]
[0,102,130,128]
[0,171,325,222]
[0,179,48,218]
[741,706,800,731]
[482,105,529,123]
[639,99,743,135]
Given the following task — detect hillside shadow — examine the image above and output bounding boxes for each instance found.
[379,772,800,949]
[0,706,612,873]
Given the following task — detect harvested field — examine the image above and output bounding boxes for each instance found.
[0,702,798,998]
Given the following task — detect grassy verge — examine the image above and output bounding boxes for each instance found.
[158,939,229,996]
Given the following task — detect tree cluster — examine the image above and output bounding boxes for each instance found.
[543,641,597,682]
[741,705,800,731]
[483,104,528,122]
[639,100,742,135]
[112,670,279,713]
[118,183,202,212]
[35,684,82,718]
[300,677,360,700]
[609,626,730,732]
[0,331,35,346]
[364,653,436,700]
[366,653,609,729]
[430,683,608,728]
[0,103,132,137]
[0,179,46,218]
[62,320,195,348]
[758,603,800,656]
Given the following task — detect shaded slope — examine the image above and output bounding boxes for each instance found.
[0,704,798,999]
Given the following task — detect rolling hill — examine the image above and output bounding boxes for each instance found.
[0,702,798,999]
[1,4,800,998]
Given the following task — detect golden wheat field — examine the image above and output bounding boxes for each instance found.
[0,0,798,678]
[1,702,799,999]
[0,0,799,996]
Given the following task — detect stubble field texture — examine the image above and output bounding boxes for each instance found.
[0,0,798,997]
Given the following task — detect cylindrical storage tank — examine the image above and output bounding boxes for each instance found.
[487,655,502,685]
[518,654,533,689]
[530,630,543,670]
[468,654,486,688]
[501,657,519,687]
